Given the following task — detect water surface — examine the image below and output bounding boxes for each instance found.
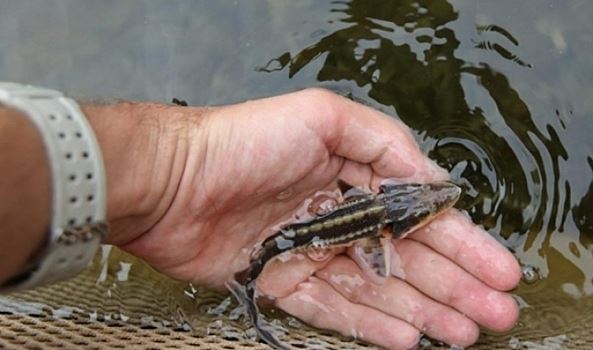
[1,1,592,348]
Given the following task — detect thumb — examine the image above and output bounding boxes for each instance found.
[292,89,448,182]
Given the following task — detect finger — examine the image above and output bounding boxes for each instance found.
[288,89,448,181]
[393,239,519,332]
[276,276,421,350]
[409,210,522,291]
[317,256,480,347]
[335,159,379,190]
[336,159,436,194]
[257,250,342,298]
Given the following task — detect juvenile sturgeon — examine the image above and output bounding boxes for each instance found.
[227,181,462,350]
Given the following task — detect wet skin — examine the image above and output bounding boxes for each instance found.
[106,90,521,349]
[229,181,462,349]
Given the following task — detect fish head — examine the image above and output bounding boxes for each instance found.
[381,181,461,238]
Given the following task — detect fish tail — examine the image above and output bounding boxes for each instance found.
[225,279,289,350]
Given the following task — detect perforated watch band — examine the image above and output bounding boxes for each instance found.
[0,82,107,292]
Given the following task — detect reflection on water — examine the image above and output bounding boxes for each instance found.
[258,0,593,347]
[1,0,592,348]
[260,0,554,258]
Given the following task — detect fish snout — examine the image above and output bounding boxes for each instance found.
[424,181,462,212]
[383,181,462,238]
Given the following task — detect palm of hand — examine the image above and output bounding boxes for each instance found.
[120,90,521,349]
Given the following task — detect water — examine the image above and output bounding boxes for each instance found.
[1,1,593,348]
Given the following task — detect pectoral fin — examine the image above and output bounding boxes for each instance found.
[351,235,391,285]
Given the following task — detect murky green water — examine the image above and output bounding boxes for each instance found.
[1,1,592,348]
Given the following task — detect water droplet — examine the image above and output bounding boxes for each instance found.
[276,188,293,200]
[307,195,338,216]
[521,264,540,284]
[307,247,331,262]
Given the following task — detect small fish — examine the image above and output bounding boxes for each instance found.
[227,180,462,349]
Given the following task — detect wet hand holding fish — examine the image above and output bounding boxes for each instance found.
[54,89,519,349]
[227,180,461,350]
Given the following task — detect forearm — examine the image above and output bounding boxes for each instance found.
[0,101,193,285]
[0,107,50,283]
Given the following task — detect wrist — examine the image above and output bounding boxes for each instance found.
[0,107,50,283]
[82,102,200,245]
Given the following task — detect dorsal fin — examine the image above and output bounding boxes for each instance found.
[337,179,354,194]
[379,178,406,193]
[337,179,370,200]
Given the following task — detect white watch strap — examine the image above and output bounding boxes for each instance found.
[0,82,107,292]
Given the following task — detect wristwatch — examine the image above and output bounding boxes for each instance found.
[0,82,108,293]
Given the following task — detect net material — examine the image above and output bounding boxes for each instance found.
[0,247,589,350]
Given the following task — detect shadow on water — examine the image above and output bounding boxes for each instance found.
[259,0,593,347]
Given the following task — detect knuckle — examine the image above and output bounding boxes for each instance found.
[298,88,343,119]
[300,87,340,103]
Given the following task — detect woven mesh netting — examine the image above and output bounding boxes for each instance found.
[0,246,590,349]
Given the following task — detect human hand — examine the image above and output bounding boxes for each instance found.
[88,89,521,349]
